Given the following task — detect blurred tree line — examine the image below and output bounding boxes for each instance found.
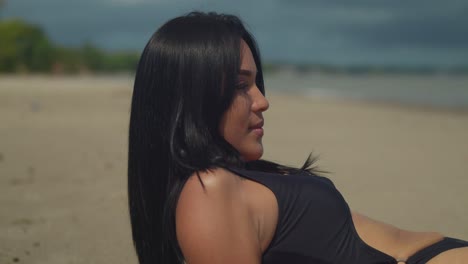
[2,19,466,76]
[0,19,140,74]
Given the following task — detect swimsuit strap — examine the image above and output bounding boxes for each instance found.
[406,237,468,264]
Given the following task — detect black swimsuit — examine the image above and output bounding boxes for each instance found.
[226,167,468,264]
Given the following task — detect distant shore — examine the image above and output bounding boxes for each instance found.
[2,72,468,111]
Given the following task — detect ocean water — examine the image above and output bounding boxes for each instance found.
[264,71,468,110]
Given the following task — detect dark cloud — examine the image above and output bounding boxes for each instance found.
[278,0,466,11]
[2,0,468,65]
[328,4,468,49]
[3,0,181,49]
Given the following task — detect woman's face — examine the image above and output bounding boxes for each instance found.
[219,40,269,161]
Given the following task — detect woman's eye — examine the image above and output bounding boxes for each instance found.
[236,82,249,90]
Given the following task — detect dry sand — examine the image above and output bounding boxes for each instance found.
[1,75,467,264]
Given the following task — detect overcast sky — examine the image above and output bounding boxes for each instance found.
[2,0,468,66]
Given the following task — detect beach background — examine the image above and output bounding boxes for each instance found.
[2,0,468,263]
[1,74,467,264]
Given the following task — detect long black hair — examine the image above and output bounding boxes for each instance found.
[128,11,319,264]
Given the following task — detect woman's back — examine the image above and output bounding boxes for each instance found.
[176,168,263,263]
[176,167,448,264]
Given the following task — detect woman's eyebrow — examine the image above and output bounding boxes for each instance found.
[238,69,257,77]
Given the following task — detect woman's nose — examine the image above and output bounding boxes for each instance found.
[251,86,269,112]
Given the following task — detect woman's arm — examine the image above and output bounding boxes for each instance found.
[176,168,262,264]
[428,247,468,264]
[352,211,444,259]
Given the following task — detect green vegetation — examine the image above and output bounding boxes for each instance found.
[0,19,140,74]
[1,19,466,76]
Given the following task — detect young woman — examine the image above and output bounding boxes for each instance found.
[128,11,468,264]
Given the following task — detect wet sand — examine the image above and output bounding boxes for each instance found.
[1,75,467,264]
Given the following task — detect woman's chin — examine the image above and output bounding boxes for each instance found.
[241,145,264,162]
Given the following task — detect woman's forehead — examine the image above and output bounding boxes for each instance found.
[240,40,257,73]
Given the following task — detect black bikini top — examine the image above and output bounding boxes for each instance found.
[226,167,398,264]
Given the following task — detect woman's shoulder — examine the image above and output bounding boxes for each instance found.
[177,168,244,218]
[175,167,262,263]
[180,167,242,198]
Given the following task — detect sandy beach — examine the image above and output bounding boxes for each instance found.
[1,75,467,264]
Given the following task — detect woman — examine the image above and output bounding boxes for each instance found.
[128,12,468,264]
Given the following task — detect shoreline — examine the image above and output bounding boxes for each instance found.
[2,74,468,114]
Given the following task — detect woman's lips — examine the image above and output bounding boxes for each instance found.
[251,127,264,136]
[250,120,264,136]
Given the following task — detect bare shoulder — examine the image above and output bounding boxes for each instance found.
[180,167,239,195]
[176,168,261,264]
[176,168,242,214]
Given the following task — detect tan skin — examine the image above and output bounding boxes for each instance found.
[175,40,468,264]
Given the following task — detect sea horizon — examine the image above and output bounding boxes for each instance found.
[2,71,468,111]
